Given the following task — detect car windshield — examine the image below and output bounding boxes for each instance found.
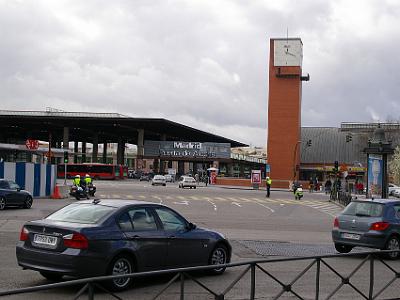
[46,203,116,224]
[342,201,384,217]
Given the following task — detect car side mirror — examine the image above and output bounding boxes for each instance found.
[187,222,196,230]
[16,187,21,192]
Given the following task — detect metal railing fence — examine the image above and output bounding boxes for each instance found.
[0,250,399,300]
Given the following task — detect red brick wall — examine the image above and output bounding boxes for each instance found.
[267,39,302,188]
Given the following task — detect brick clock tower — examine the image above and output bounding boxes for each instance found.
[267,38,309,188]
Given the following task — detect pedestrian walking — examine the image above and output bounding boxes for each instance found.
[266,176,272,197]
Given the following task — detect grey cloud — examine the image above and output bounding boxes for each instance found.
[1,0,400,147]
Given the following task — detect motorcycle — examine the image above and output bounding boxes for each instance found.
[70,185,89,200]
[294,187,304,200]
[87,183,96,196]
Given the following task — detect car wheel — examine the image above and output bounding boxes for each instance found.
[106,255,134,291]
[23,196,33,209]
[208,244,228,275]
[0,197,6,210]
[40,271,63,281]
[334,243,353,253]
[385,236,400,259]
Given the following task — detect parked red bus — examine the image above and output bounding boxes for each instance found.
[57,164,128,180]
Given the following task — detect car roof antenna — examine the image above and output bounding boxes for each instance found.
[92,199,101,204]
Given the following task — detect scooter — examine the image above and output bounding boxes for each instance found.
[295,187,304,200]
[70,185,89,200]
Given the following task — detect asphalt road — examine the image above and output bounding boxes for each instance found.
[0,180,399,299]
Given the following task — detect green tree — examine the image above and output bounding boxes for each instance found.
[389,146,400,184]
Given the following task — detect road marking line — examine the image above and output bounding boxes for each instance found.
[256,202,275,213]
[238,197,251,202]
[126,195,134,199]
[177,196,186,200]
[231,202,242,207]
[152,196,163,204]
[204,197,217,211]
[138,195,146,199]
[214,197,227,202]
[190,196,200,200]
[208,200,217,211]
[112,194,120,198]
[172,200,189,205]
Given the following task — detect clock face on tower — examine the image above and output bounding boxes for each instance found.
[274,39,303,67]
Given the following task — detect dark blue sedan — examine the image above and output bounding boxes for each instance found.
[0,179,33,210]
[16,199,231,291]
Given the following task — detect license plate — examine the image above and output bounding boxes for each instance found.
[34,234,58,246]
[342,233,361,240]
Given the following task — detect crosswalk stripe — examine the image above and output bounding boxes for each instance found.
[214,197,228,202]
[238,197,252,202]
[138,195,146,199]
[190,196,200,200]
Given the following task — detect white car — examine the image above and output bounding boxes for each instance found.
[178,176,196,189]
[392,188,400,198]
[165,174,175,182]
[388,183,400,196]
[151,175,166,186]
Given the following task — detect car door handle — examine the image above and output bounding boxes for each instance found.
[168,235,176,239]
[128,235,140,240]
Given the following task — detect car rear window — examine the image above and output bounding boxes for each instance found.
[46,203,116,224]
[342,201,384,217]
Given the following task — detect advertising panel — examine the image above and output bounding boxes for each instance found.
[251,170,261,189]
[251,170,261,184]
[367,154,383,197]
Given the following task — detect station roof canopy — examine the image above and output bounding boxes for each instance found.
[0,110,247,147]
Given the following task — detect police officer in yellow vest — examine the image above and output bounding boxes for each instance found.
[84,174,92,185]
[266,176,272,198]
[73,175,81,187]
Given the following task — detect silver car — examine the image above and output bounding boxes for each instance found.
[151,175,166,186]
[332,199,400,259]
[178,176,196,189]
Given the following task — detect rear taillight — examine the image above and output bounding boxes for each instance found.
[63,233,88,249]
[370,222,390,231]
[19,227,29,241]
[333,217,339,228]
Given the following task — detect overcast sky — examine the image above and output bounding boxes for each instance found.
[1,0,400,147]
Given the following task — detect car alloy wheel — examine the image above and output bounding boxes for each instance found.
[385,236,400,259]
[24,196,33,209]
[209,244,228,275]
[0,197,5,210]
[108,256,133,291]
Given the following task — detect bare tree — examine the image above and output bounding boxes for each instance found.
[389,146,400,185]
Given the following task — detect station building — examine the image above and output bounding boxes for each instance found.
[0,110,267,179]
[299,122,400,189]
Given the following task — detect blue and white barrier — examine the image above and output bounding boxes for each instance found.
[0,162,56,198]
